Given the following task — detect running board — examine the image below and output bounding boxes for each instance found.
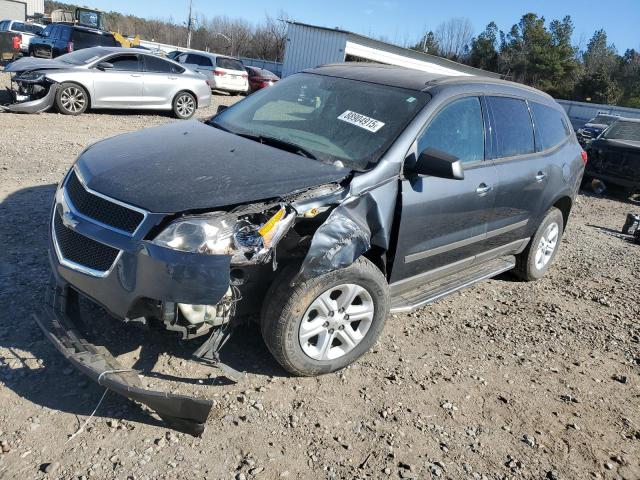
[390,256,516,313]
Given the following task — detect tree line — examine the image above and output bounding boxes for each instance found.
[44,1,288,61]
[44,3,638,107]
[414,14,639,108]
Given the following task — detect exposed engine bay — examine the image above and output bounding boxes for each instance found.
[1,70,58,113]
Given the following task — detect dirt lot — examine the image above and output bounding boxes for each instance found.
[0,70,639,480]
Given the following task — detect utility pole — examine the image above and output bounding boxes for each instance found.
[186,0,194,48]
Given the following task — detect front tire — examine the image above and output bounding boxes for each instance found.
[55,83,88,115]
[514,207,564,281]
[172,91,196,119]
[261,258,390,376]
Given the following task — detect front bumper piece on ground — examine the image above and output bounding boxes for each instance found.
[1,82,57,114]
[33,280,213,436]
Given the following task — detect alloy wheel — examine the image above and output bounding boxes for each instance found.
[535,222,559,270]
[60,86,86,113]
[176,94,195,118]
[299,284,375,361]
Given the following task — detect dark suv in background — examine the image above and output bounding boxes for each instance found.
[38,64,585,433]
[29,23,117,58]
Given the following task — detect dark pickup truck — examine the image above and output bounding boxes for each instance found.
[585,118,640,193]
[38,63,586,434]
[0,29,20,63]
[28,22,117,58]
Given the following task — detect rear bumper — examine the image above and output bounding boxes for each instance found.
[34,281,213,435]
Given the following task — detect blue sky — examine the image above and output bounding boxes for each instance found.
[89,0,639,52]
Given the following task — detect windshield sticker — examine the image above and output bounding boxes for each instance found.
[406,97,416,103]
[338,110,385,133]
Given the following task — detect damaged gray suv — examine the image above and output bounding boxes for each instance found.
[39,63,585,434]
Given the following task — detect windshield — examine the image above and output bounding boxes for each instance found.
[603,121,640,141]
[57,48,111,65]
[590,115,617,126]
[209,73,430,170]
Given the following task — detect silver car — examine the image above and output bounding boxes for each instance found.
[3,47,211,118]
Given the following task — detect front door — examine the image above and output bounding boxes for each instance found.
[391,96,498,283]
[92,54,144,107]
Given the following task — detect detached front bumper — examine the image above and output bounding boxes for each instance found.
[34,281,213,435]
[1,81,57,114]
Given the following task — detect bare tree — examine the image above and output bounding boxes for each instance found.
[435,17,474,60]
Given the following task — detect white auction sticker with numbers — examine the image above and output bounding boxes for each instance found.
[337,110,385,132]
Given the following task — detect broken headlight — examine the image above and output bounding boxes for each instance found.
[153,207,294,263]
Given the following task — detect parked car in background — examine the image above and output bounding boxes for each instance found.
[37,63,585,433]
[165,50,183,60]
[0,29,20,62]
[576,113,619,146]
[175,51,248,95]
[584,118,640,193]
[0,19,44,54]
[245,66,279,92]
[28,23,117,58]
[3,47,211,118]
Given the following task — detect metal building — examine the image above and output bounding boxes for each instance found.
[282,21,500,78]
[0,0,43,19]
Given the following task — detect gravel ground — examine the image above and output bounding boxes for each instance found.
[0,71,639,480]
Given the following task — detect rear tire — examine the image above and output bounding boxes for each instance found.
[514,207,564,281]
[55,83,88,115]
[172,91,196,119]
[261,258,390,376]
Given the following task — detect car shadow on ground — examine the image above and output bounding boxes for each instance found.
[0,184,287,432]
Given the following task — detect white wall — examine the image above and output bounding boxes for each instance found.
[282,23,348,77]
[0,0,26,20]
[556,99,640,130]
[25,0,43,15]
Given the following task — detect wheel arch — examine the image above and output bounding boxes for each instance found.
[551,195,573,229]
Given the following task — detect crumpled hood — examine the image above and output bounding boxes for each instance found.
[5,57,78,73]
[75,120,351,213]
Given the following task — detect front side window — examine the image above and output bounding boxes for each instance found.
[210,73,430,170]
[11,22,26,32]
[417,96,485,164]
[530,102,570,151]
[40,24,53,37]
[487,96,535,158]
[108,54,141,71]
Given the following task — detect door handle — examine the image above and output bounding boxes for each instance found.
[536,171,547,182]
[167,76,178,80]
[130,74,142,77]
[476,184,493,196]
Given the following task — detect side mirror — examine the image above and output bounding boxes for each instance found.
[409,148,465,180]
[96,62,114,71]
[216,105,228,115]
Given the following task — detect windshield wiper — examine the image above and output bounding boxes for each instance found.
[236,133,317,160]
[207,122,317,159]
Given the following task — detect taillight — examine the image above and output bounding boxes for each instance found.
[213,69,226,76]
[67,41,74,53]
[12,34,21,50]
[581,150,588,164]
[241,72,248,78]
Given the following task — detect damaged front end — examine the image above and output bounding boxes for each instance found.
[1,70,58,113]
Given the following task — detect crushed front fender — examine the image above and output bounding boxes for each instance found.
[33,280,213,436]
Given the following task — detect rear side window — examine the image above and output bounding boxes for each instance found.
[487,96,535,158]
[530,102,570,150]
[11,22,26,31]
[186,54,212,67]
[72,30,116,49]
[216,57,244,71]
[25,24,43,34]
[108,54,141,71]
[418,96,485,164]
[144,55,184,73]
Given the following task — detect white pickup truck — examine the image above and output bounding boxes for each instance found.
[0,19,44,54]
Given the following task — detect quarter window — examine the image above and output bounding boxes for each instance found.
[216,57,244,71]
[530,102,570,150]
[417,96,485,164]
[487,96,535,158]
[144,55,183,73]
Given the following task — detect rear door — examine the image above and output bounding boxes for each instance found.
[141,54,185,106]
[92,53,144,107]
[391,95,498,283]
[483,96,554,249]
